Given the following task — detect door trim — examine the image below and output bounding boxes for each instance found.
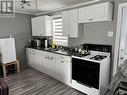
[114,3,127,75]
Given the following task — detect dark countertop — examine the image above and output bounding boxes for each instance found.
[26,46,75,56]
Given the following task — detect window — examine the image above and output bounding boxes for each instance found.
[52,15,68,46]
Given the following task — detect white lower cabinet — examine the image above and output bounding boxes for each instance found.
[26,48,71,85]
[40,52,55,77]
[55,54,71,85]
[26,48,40,70]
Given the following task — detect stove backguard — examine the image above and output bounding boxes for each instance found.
[83,44,112,53]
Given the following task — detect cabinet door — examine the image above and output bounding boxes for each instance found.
[31,16,52,37]
[79,7,91,23]
[40,52,55,76]
[26,49,44,71]
[62,10,70,36]
[46,56,55,76]
[37,16,46,36]
[45,16,52,36]
[31,17,39,36]
[91,4,105,22]
[33,50,44,71]
[55,55,71,84]
[26,49,39,69]
[70,9,78,37]
[79,2,113,23]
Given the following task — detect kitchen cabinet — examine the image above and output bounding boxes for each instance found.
[31,16,52,36]
[26,48,71,85]
[40,51,55,76]
[79,2,113,23]
[62,10,70,37]
[26,48,55,76]
[26,48,41,70]
[55,54,71,85]
[69,9,78,37]
[62,9,78,37]
[31,17,38,36]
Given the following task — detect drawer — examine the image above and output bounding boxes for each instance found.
[56,54,71,63]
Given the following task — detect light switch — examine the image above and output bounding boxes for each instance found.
[108,31,113,37]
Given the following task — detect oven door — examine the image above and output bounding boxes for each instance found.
[72,58,100,89]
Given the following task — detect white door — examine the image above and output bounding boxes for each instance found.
[118,7,127,66]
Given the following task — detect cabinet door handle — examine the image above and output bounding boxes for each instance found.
[45,56,53,60]
[45,57,48,59]
[61,61,64,63]
[60,56,64,58]
[89,19,93,21]
[49,57,53,60]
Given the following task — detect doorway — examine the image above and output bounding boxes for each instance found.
[114,3,127,75]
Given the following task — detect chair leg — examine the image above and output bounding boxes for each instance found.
[16,60,20,73]
[2,65,7,78]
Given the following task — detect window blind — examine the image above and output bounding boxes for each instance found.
[52,15,68,46]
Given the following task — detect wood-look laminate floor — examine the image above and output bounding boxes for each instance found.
[1,67,85,95]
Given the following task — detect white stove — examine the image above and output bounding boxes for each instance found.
[71,44,111,95]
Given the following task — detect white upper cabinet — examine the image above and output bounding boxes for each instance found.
[31,16,52,36]
[62,10,70,37]
[62,9,79,37]
[79,2,113,23]
[31,17,38,36]
[69,9,79,37]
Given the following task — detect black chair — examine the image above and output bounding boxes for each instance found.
[114,82,127,95]
[0,81,9,95]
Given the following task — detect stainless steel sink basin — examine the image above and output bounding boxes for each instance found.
[54,50,68,55]
[44,48,68,55]
[44,48,58,51]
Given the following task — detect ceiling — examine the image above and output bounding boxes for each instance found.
[15,0,100,15]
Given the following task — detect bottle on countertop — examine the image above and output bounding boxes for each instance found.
[45,39,48,48]
[52,41,57,49]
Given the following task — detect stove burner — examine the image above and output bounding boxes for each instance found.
[73,53,90,57]
[90,55,107,61]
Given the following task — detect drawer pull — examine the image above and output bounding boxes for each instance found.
[44,57,47,58]
[60,57,64,58]
[61,61,64,63]
[89,18,93,21]
[49,57,53,60]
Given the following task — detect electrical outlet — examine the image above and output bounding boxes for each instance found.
[108,31,113,37]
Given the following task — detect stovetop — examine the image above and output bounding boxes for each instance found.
[73,53,90,57]
[72,50,110,62]
[90,55,107,61]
